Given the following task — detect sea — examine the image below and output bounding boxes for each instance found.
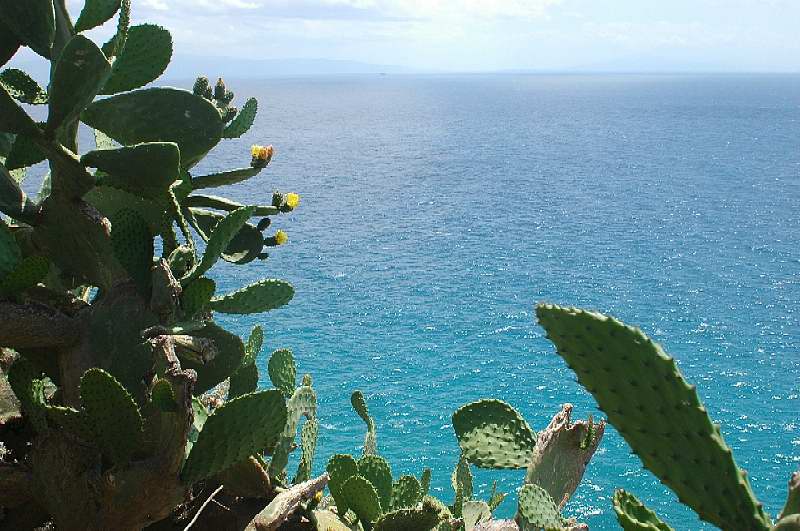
[184,73,798,528]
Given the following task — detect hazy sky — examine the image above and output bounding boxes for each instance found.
[66,0,799,72]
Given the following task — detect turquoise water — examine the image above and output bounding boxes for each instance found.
[199,74,800,528]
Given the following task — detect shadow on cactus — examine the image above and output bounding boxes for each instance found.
[0,1,310,529]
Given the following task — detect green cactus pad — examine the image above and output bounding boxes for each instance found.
[210,278,295,314]
[327,454,359,516]
[359,455,393,512]
[222,97,257,139]
[612,490,673,531]
[351,390,378,456]
[109,208,153,296]
[452,454,473,501]
[0,68,47,104]
[515,483,564,530]
[391,475,422,510]
[536,303,772,530]
[80,368,143,464]
[184,206,255,282]
[82,87,224,168]
[101,0,130,58]
[229,363,258,400]
[294,418,319,484]
[7,356,47,431]
[180,277,215,318]
[185,194,279,217]
[463,501,491,531]
[343,474,383,526]
[75,0,121,32]
[101,24,172,95]
[420,468,432,498]
[45,405,94,441]
[189,207,266,264]
[83,142,181,197]
[150,378,177,412]
[488,481,507,512]
[0,0,54,58]
[452,399,536,469]
[0,255,48,296]
[0,82,38,134]
[167,245,194,277]
[191,166,263,189]
[270,384,317,478]
[268,348,296,397]
[181,389,287,483]
[244,325,264,365]
[0,220,21,277]
[186,396,208,457]
[374,505,441,531]
[180,322,245,394]
[47,35,111,133]
[5,131,45,170]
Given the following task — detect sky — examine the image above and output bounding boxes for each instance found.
[63,0,800,72]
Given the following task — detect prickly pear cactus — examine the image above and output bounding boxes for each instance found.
[613,490,673,531]
[0,1,306,528]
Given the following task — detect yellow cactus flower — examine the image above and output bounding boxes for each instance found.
[250,144,273,162]
[285,193,300,209]
[275,230,288,246]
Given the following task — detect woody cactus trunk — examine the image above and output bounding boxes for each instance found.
[0,1,307,529]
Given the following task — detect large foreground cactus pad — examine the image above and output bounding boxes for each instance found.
[536,303,772,530]
[182,389,287,483]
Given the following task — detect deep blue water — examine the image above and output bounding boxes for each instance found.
[195,74,800,528]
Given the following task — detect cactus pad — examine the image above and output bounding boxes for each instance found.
[352,390,378,456]
[0,80,38,134]
[101,24,172,95]
[47,35,111,132]
[612,490,673,531]
[82,87,224,168]
[83,142,180,197]
[294,418,319,484]
[180,322,245,393]
[343,474,383,526]
[7,356,47,431]
[326,454,359,516]
[185,206,255,282]
[374,505,441,531]
[515,483,564,530]
[244,325,264,365]
[0,255,48,295]
[180,277,215,318]
[0,0,54,58]
[270,384,317,478]
[109,208,153,296]
[420,468,432,498]
[150,378,177,412]
[268,348,296,397]
[75,0,122,32]
[0,220,20,277]
[391,475,422,510]
[536,303,772,530]
[210,278,295,314]
[222,97,257,139]
[0,68,47,104]
[80,368,143,465]
[452,454,474,501]
[359,454,393,512]
[5,131,45,170]
[229,362,259,400]
[452,399,536,469]
[182,389,287,483]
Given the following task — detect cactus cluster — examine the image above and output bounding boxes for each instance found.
[0,1,314,528]
[450,397,603,530]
